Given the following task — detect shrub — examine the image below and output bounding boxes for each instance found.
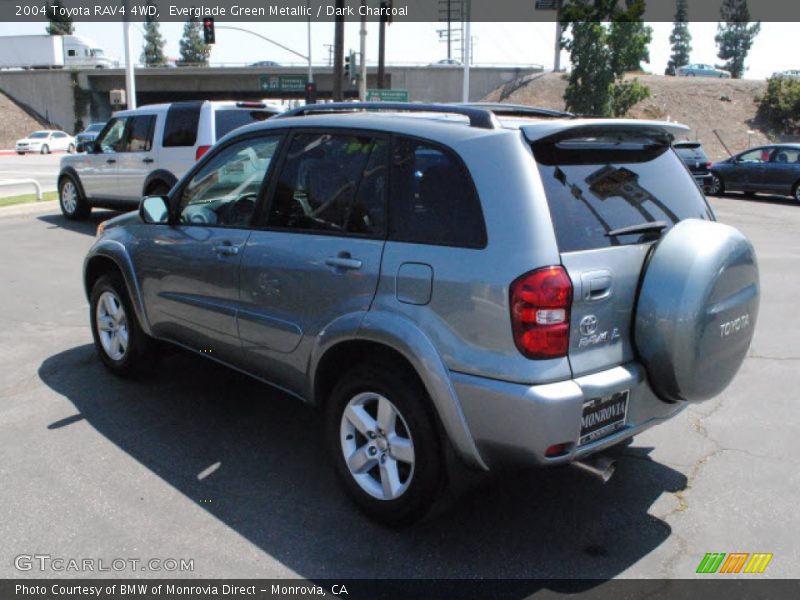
[756,76,800,134]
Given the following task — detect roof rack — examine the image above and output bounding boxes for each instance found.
[274,102,498,129]
[456,102,575,119]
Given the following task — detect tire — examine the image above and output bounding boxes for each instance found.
[67,143,75,153]
[59,175,91,220]
[146,182,171,197]
[325,361,443,526]
[89,272,155,377]
[40,144,49,154]
[707,173,724,196]
[687,72,695,77]
[793,181,800,203]
[16,151,24,155]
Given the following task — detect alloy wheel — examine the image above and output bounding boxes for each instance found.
[61,181,78,214]
[339,392,415,501]
[96,291,129,361]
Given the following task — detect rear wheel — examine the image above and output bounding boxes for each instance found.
[792,181,800,203]
[325,361,443,526]
[59,176,90,220]
[16,151,24,155]
[67,143,75,153]
[707,173,724,196]
[90,272,156,376]
[146,182,171,197]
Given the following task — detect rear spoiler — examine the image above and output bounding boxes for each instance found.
[521,119,690,143]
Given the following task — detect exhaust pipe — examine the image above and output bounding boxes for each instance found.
[572,454,616,483]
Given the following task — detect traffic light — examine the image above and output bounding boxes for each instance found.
[305,81,317,105]
[203,18,215,45]
[344,50,356,83]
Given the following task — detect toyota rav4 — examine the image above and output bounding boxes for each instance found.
[82,103,760,525]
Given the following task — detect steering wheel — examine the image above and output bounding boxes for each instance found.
[222,193,258,226]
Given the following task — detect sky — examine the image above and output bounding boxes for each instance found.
[0,20,794,80]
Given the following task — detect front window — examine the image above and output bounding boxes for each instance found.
[179,136,281,228]
[29,132,49,139]
[96,118,128,153]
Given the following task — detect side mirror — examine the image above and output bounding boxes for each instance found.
[139,195,170,224]
[77,141,89,153]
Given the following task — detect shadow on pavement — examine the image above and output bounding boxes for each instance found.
[39,344,687,585]
[713,192,798,207]
[37,210,123,236]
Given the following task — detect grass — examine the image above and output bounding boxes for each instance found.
[0,191,58,208]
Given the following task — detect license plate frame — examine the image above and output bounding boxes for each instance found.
[579,390,629,446]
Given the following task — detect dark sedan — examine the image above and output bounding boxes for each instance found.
[708,144,800,202]
[674,141,713,191]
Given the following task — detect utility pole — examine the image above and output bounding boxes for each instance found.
[359,2,367,101]
[333,0,344,101]
[307,0,313,83]
[554,0,563,72]
[378,1,387,88]
[461,1,470,102]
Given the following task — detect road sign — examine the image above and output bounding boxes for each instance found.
[260,75,307,92]
[366,89,409,102]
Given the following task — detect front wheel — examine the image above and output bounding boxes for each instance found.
[793,182,800,203]
[59,176,90,220]
[325,361,443,526]
[90,272,156,376]
[707,173,725,196]
[16,151,24,155]
[40,144,49,154]
[67,143,75,153]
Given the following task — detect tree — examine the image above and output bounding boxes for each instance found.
[178,18,210,66]
[667,0,692,75]
[46,0,74,35]
[560,0,651,117]
[715,0,760,79]
[141,1,166,66]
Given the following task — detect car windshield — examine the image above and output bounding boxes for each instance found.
[86,123,105,133]
[29,132,49,139]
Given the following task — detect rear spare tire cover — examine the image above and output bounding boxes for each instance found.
[635,219,759,403]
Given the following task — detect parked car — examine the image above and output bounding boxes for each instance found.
[75,122,107,151]
[430,58,462,66]
[58,100,280,219]
[676,63,731,78]
[249,60,282,67]
[708,144,800,202]
[16,130,75,154]
[772,69,800,79]
[83,103,759,524]
[673,141,713,191]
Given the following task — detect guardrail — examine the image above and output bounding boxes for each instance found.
[0,179,43,201]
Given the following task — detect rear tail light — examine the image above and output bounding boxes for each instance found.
[706,162,712,168]
[196,145,211,160]
[510,266,573,359]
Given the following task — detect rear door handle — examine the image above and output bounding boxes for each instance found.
[212,243,239,257]
[106,159,116,164]
[581,270,613,301]
[142,158,154,164]
[325,256,362,270]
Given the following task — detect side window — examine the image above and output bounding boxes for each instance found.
[738,149,768,163]
[96,118,128,153]
[178,136,281,228]
[53,132,66,139]
[126,115,155,152]
[389,137,486,248]
[67,49,76,57]
[266,132,386,236]
[769,148,799,163]
[163,103,201,147]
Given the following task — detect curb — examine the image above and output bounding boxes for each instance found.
[0,199,58,218]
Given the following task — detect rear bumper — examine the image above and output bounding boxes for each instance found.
[452,362,685,469]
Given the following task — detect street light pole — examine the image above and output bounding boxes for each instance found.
[307,0,313,83]
[359,2,367,101]
[462,1,471,102]
[122,2,136,109]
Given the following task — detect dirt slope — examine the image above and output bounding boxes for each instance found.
[0,90,49,150]
[483,73,774,161]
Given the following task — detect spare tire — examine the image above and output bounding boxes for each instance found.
[635,219,759,403]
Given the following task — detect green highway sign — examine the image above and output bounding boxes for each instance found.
[260,75,307,92]
[366,89,410,102]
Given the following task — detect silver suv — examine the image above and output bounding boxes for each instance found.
[58,100,279,220]
[83,103,760,525]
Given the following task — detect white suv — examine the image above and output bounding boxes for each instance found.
[58,100,280,219]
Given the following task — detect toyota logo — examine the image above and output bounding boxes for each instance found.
[579,315,598,336]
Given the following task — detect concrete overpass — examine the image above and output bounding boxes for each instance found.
[0,64,542,133]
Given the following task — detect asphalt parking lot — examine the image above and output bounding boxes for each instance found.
[0,154,61,197]
[0,194,798,583]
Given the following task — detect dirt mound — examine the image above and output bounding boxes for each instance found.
[0,90,49,150]
[483,72,772,161]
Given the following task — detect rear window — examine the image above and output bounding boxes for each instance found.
[214,109,274,139]
[162,103,202,147]
[674,143,709,161]
[533,129,714,253]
